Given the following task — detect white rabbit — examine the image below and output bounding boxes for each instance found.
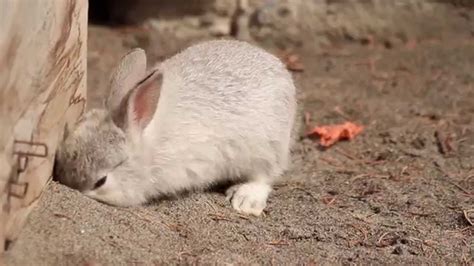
[55,40,298,216]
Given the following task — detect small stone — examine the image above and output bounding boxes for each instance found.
[209,17,231,36]
[199,14,215,27]
[392,245,404,255]
[371,206,382,214]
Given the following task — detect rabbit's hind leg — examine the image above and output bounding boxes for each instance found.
[225,180,272,216]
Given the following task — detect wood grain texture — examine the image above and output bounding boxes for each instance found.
[0,0,88,252]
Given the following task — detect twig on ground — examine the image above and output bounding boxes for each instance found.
[335,147,358,160]
[435,130,455,155]
[333,106,352,120]
[240,232,250,241]
[377,232,391,246]
[400,166,409,176]
[462,209,473,226]
[267,239,289,246]
[208,213,232,222]
[204,199,218,212]
[351,173,391,182]
[407,211,432,217]
[237,214,251,220]
[319,156,343,167]
[122,208,154,224]
[334,147,386,167]
[321,195,336,205]
[293,187,318,201]
[350,224,369,243]
[446,179,472,196]
[53,213,73,220]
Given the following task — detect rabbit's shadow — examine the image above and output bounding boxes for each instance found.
[145,179,239,206]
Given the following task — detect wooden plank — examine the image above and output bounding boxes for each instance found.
[0,0,88,253]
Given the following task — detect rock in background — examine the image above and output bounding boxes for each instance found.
[89,0,473,49]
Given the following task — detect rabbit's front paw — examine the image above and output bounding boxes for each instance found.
[225,182,271,216]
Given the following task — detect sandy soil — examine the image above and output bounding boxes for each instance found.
[5,19,474,265]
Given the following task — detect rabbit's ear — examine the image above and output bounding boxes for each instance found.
[125,70,163,131]
[107,48,147,115]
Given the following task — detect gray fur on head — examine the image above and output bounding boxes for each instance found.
[54,40,298,215]
[55,110,127,190]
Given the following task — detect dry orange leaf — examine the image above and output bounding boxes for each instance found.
[307,122,364,147]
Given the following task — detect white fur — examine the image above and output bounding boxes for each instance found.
[226,182,272,216]
[56,40,297,216]
[135,41,296,213]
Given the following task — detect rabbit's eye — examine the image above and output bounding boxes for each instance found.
[93,176,107,189]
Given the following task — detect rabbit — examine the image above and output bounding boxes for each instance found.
[54,40,298,216]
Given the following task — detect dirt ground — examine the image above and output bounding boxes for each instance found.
[5,12,474,265]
